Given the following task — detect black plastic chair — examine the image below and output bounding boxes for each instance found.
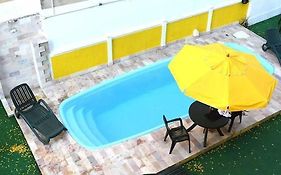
[163,115,191,154]
[228,111,243,132]
[10,83,66,144]
[262,28,281,65]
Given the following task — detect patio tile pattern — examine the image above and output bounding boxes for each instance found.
[6,23,281,174]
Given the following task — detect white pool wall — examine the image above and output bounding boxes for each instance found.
[42,0,241,56]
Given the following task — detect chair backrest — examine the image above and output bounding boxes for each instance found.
[163,115,171,132]
[10,83,37,111]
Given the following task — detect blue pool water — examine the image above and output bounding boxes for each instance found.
[60,58,195,149]
[60,43,275,150]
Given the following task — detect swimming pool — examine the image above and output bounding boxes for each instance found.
[60,43,275,149]
[60,58,195,149]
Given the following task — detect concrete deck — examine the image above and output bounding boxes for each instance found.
[3,18,281,174]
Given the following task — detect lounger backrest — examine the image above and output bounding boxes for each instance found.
[10,83,37,111]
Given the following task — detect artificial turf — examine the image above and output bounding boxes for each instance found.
[183,115,281,175]
[0,102,40,174]
[248,14,281,38]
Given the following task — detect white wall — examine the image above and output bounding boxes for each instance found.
[42,0,240,56]
[41,0,123,17]
[248,0,281,25]
[0,0,41,23]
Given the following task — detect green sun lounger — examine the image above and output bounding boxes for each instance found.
[262,28,281,65]
[10,83,66,144]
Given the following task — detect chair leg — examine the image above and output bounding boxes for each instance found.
[40,137,50,145]
[186,123,197,132]
[14,109,20,119]
[203,129,208,147]
[217,128,224,136]
[37,133,50,145]
[164,131,168,141]
[169,141,176,154]
[262,43,269,51]
[35,130,50,145]
[188,139,191,153]
[228,118,235,132]
[239,115,242,123]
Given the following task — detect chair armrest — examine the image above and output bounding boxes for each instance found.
[38,99,52,112]
[166,118,184,126]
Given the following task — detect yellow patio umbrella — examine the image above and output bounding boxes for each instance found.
[168,43,277,111]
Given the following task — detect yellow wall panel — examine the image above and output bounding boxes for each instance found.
[167,13,208,43]
[113,26,161,60]
[50,3,249,79]
[51,42,107,79]
[211,3,249,29]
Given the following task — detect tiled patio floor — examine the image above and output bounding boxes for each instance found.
[7,24,281,174]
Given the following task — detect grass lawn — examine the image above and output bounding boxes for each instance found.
[0,103,40,174]
[248,14,281,38]
[183,115,281,175]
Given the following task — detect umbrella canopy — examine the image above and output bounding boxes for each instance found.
[168,43,277,111]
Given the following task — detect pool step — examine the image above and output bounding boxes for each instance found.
[80,108,108,146]
[66,106,95,147]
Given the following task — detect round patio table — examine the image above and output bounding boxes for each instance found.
[187,101,229,147]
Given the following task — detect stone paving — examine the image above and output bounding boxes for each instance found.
[3,21,281,174]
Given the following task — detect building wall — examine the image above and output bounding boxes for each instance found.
[0,0,41,23]
[248,0,281,25]
[0,15,42,97]
[50,2,249,79]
